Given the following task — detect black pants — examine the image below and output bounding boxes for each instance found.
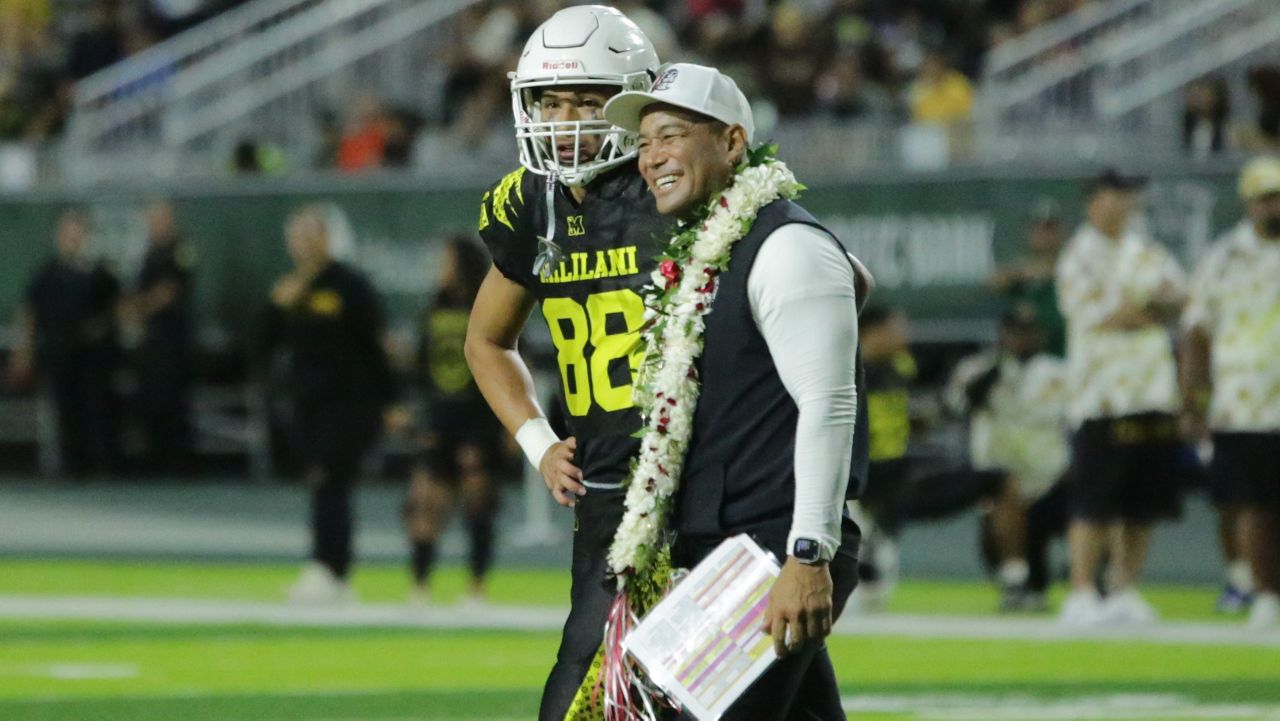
[1026,480,1069,593]
[670,519,861,721]
[539,488,626,721]
[47,351,120,476]
[134,341,193,473]
[296,399,381,579]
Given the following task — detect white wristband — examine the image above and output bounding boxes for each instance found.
[514,417,560,469]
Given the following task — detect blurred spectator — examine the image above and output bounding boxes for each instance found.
[233,138,263,174]
[336,96,392,173]
[127,200,196,474]
[615,0,678,62]
[9,209,122,477]
[815,48,898,122]
[909,47,974,125]
[440,1,545,147]
[1234,65,1280,152]
[827,0,875,52]
[876,3,935,82]
[851,306,1028,613]
[381,107,422,169]
[1182,76,1231,158]
[990,198,1068,356]
[1056,169,1188,627]
[752,1,831,118]
[259,204,395,604]
[678,0,760,69]
[402,234,503,604]
[947,306,1071,611]
[66,0,125,81]
[1181,157,1280,629]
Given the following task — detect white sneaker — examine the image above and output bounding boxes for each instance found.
[1248,592,1280,630]
[1059,589,1105,627]
[287,562,355,605]
[1102,588,1159,626]
[407,586,432,608]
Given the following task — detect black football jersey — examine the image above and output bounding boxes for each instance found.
[416,299,483,407]
[479,164,673,485]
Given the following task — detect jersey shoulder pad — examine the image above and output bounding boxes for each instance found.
[479,167,536,235]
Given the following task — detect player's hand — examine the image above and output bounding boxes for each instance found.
[270,274,308,307]
[540,437,585,508]
[762,556,833,658]
[1100,302,1155,331]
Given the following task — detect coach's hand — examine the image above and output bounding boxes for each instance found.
[763,557,833,658]
[540,437,586,508]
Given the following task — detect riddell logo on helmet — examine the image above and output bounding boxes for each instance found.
[542,60,581,71]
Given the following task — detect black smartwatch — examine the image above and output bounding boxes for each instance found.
[791,537,826,565]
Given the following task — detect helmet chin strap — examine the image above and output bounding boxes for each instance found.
[533,171,565,280]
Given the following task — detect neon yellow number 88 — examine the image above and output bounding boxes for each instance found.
[542,290,646,416]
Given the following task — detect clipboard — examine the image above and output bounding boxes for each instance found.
[623,534,780,720]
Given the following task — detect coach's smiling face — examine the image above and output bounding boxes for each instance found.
[636,104,746,220]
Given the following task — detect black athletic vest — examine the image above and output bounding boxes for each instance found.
[672,200,870,538]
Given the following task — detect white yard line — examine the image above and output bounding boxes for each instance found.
[0,594,1277,647]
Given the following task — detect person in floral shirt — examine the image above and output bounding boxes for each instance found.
[1182,156,1280,630]
[1055,170,1188,627]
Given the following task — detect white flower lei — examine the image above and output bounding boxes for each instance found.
[606,152,803,581]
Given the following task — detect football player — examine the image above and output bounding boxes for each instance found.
[462,7,668,720]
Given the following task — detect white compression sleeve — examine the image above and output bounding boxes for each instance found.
[747,223,860,560]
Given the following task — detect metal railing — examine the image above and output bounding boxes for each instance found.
[64,0,482,184]
[978,0,1280,165]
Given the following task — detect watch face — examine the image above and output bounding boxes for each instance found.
[793,538,819,561]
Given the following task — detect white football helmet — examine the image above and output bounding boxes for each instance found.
[511,5,659,186]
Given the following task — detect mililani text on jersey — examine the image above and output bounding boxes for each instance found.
[538,245,641,285]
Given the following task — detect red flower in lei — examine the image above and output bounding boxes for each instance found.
[659,258,681,289]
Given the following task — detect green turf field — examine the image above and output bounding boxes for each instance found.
[0,559,1276,721]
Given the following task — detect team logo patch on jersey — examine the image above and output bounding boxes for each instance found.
[653,68,678,91]
[307,290,343,317]
[566,215,585,237]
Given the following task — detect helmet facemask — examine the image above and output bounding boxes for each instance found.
[511,71,651,187]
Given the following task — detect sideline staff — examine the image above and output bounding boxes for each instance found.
[605,62,865,720]
[260,204,395,604]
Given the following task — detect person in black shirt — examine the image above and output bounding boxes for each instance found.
[260,204,395,604]
[403,234,505,603]
[853,306,1028,612]
[128,201,196,474]
[11,209,121,476]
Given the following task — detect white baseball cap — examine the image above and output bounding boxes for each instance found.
[1239,156,1280,200]
[604,62,755,143]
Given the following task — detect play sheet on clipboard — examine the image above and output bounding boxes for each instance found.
[623,534,781,720]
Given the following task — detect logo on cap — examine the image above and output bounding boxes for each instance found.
[653,68,679,92]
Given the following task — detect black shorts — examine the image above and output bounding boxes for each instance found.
[416,407,504,481]
[1070,412,1184,523]
[1211,432,1280,510]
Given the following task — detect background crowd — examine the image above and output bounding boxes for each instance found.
[4,0,1280,174]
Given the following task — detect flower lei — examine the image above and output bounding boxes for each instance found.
[565,144,804,721]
